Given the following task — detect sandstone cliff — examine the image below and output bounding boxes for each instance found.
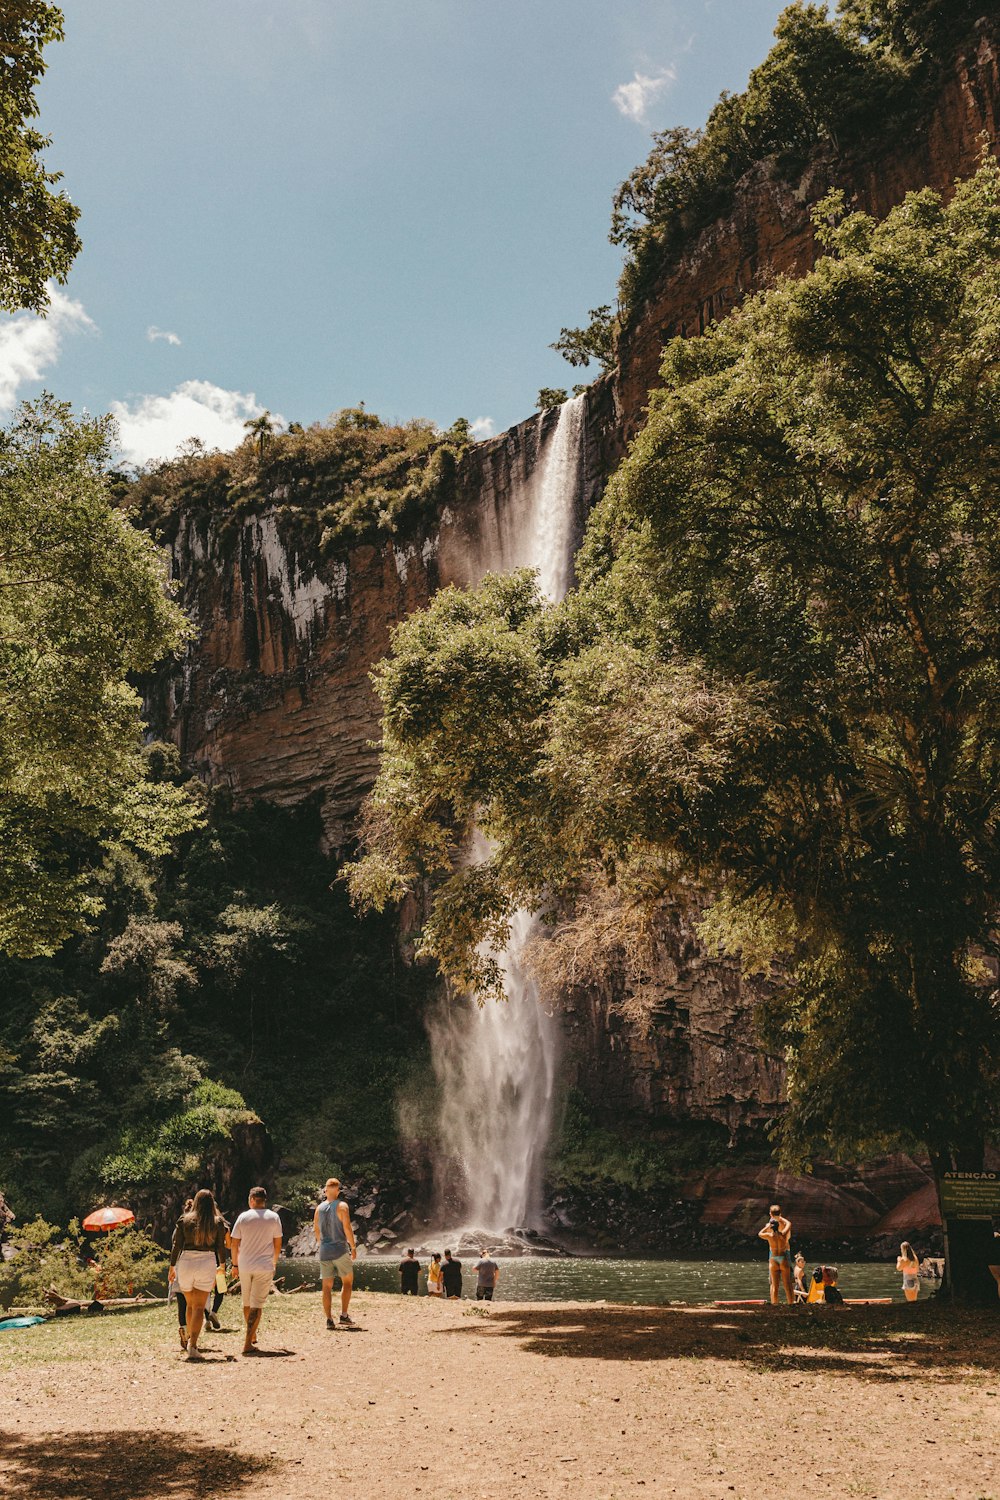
[151,381,617,851]
[615,18,1000,439]
[147,24,1000,1171]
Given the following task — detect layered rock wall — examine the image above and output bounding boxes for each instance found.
[616,20,1000,439]
[151,27,1000,1157]
[151,381,617,850]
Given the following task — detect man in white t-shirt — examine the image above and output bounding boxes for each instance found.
[230,1186,283,1355]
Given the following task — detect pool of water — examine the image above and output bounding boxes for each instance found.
[277,1256,926,1305]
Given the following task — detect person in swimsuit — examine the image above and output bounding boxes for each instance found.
[758,1203,794,1304]
[793,1252,808,1301]
[896,1241,920,1303]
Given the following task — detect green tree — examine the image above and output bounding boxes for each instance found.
[536,388,568,410]
[0,398,200,956]
[0,3,81,311]
[352,162,1000,1300]
[551,305,617,373]
[243,409,278,459]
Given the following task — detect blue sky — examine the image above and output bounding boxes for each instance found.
[0,0,786,462]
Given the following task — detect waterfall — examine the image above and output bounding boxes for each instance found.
[426,395,586,1232]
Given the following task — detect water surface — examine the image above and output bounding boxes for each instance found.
[278,1256,924,1305]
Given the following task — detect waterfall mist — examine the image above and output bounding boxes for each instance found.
[426,395,586,1233]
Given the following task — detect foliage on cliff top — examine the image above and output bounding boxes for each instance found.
[351,162,1000,1248]
[607,0,985,324]
[0,398,201,960]
[125,405,474,558]
[0,3,80,312]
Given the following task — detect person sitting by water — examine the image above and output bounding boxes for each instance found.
[806,1265,826,1303]
[822,1265,844,1304]
[793,1253,808,1301]
[896,1241,920,1303]
[427,1252,443,1297]
[758,1204,794,1304]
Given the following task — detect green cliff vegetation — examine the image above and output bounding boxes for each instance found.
[127,404,475,558]
[554,0,985,366]
[352,161,1000,1297]
[0,776,431,1227]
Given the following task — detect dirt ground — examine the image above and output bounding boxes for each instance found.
[1,1291,999,1500]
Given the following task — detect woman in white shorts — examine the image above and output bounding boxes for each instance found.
[168,1189,228,1359]
[896,1240,920,1303]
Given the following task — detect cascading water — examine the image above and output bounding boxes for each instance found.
[426,395,586,1232]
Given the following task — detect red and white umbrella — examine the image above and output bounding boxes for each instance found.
[82,1206,135,1232]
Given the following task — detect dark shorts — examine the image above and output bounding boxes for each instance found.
[476,1285,495,1301]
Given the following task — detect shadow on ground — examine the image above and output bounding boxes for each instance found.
[434,1304,1000,1383]
[0,1430,274,1499]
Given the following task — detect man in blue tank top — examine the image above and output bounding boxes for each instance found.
[313,1177,358,1328]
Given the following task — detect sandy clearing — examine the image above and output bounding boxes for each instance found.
[1,1293,999,1499]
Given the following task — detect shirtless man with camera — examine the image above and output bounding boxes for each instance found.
[758,1203,794,1305]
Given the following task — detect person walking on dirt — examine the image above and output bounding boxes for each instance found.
[231,1187,283,1355]
[758,1204,794,1305]
[169,1188,228,1360]
[314,1177,357,1328]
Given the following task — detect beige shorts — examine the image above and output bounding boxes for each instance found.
[176,1250,218,1294]
[320,1253,354,1281]
[241,1269,274,1309]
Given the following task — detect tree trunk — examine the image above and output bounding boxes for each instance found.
[941,1215,998,1304]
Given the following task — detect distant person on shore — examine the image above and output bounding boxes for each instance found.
[806,1265,826,1303]
[427,1252,443,1297]
[822,1265,844,1304]
[758,1203,794,1305]
[441,1249,463,1299]
[399,1249,421,1295]
[793,1253,808,1301]
[231,1187,283,1356]
[896,1241,920,1303]
[169,1188,228,1360]
[314,1177,358,1329]
[474,1249,500,1302]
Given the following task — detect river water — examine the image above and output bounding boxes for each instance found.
[278,1256,925,1304]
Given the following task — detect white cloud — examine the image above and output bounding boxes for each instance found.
[470,416,495,441]
[147,325,182,346]
[612,66,677,124]
[111,380,283,466]
[0,287,95,411]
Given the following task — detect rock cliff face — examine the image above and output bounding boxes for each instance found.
[151,379,618,850]
[150,28,1000,1175]
[559,908,784,1136]
[616,19,1000,440]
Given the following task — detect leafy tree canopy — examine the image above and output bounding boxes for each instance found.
[610,1,985,318]
[0,398,200,956]
[351,162,1000,1226]
[127,405,474,560]
[0,2,80,311]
